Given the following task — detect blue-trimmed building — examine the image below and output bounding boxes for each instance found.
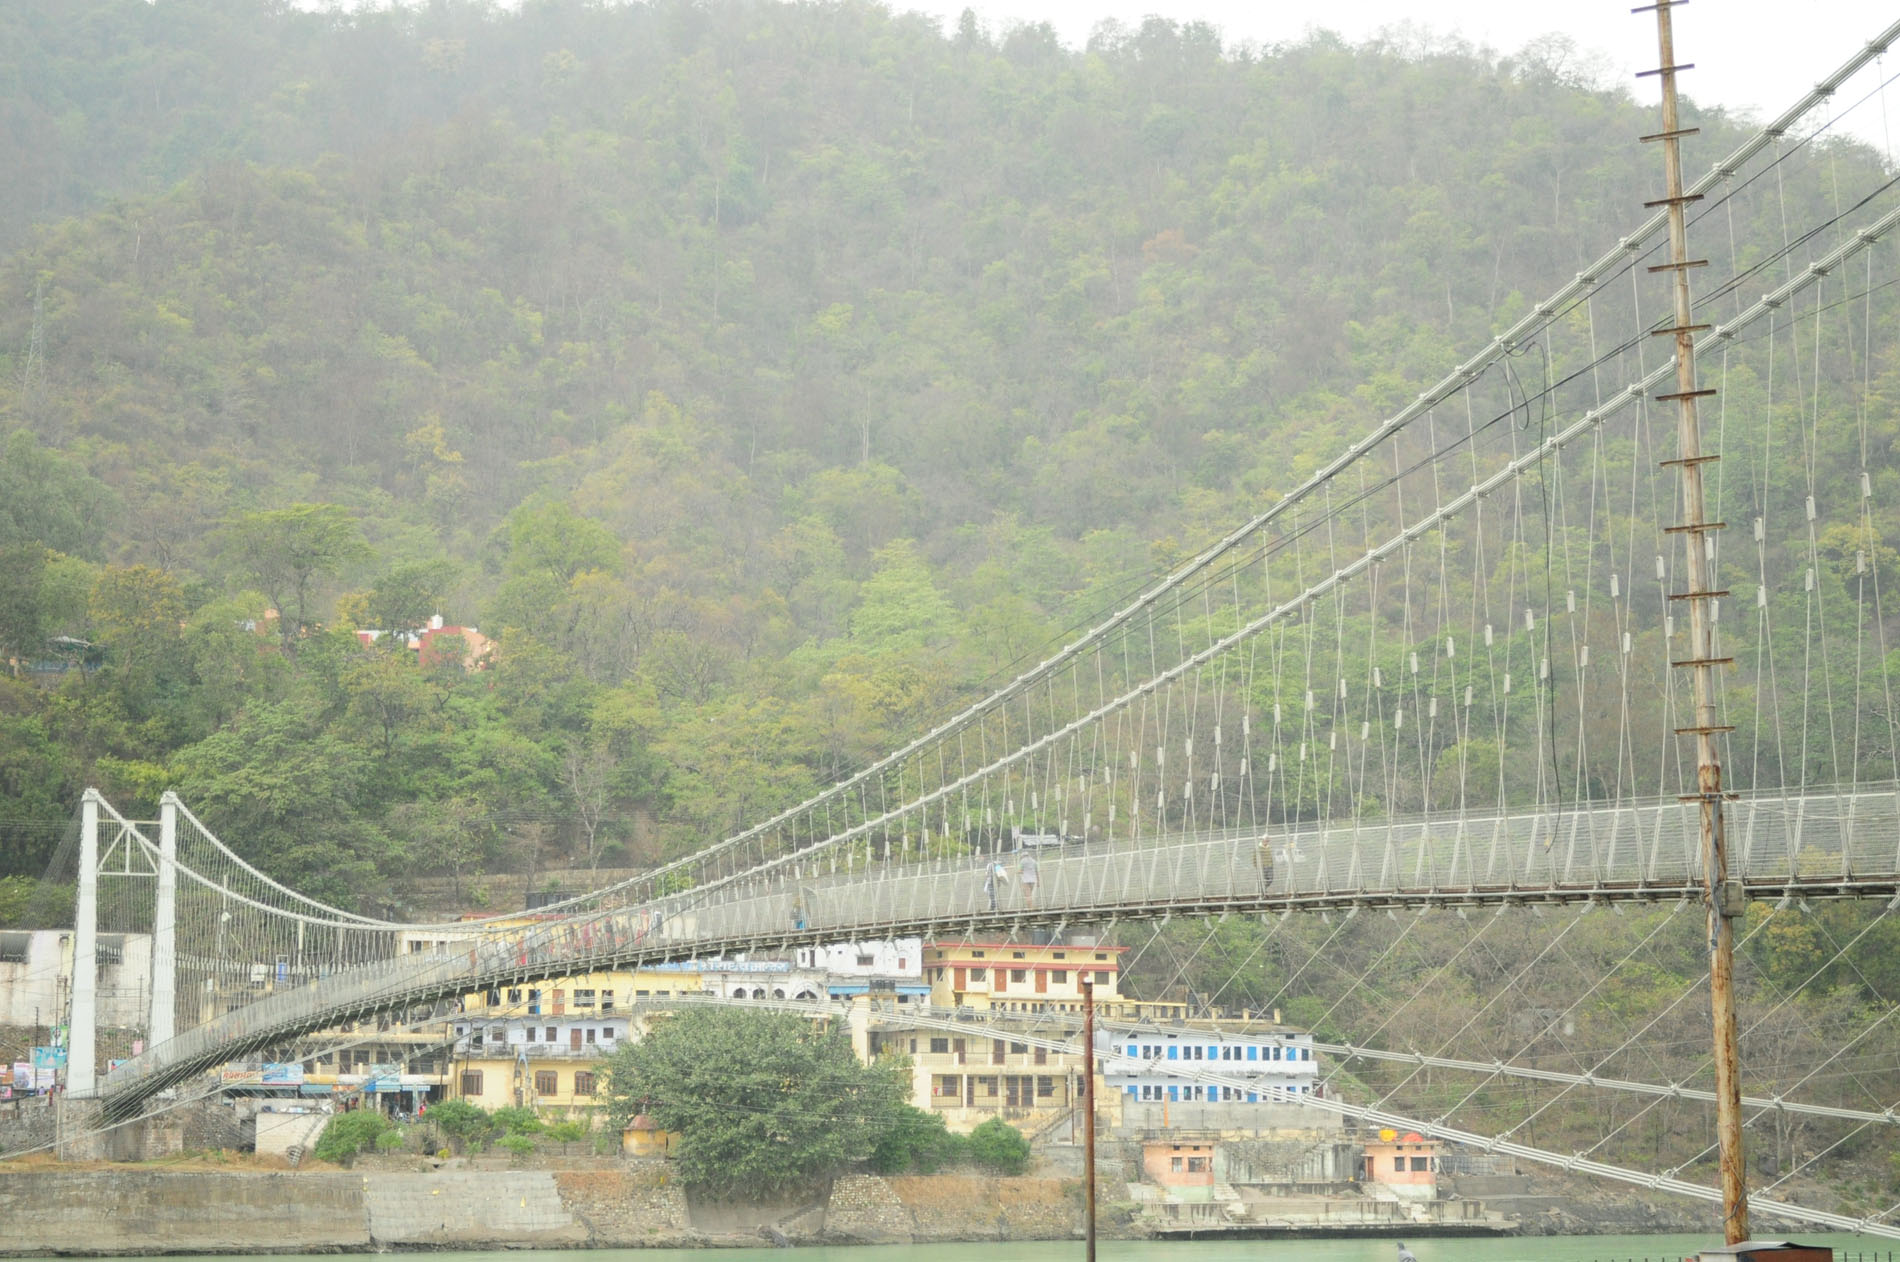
[1101,1026,1321,1104]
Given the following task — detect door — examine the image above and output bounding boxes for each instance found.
[953,967,966,992]
[1035,969,1048,994]
[570,1028,582,1051]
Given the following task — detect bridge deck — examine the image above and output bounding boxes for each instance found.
[99,787,1900,1111]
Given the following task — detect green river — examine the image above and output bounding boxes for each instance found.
[20,1241,1895,1262]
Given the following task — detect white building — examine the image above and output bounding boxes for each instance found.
[794,937,921,978]
[1101,1026,1321,1104]
[0,929,152,1029]
[793,938,930,1005]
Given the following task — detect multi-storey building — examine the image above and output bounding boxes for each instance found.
[923,940,1128,1014]
[868,1020,1086,1132]
[1101,1026,1321,1104]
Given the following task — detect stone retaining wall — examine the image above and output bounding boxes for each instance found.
[0,1165,1106,1255]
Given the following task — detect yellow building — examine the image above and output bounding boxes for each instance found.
[919,940,1195,1019]
[869,1021,1090,1133]
[447,965,703,1118]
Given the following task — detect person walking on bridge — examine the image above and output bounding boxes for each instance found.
[1018,852,1039,907]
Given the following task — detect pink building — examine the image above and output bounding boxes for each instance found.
[1143,1139,1215,1189]
[1362,1130,1439,1195]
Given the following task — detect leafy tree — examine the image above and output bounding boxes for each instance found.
[0,430,114,557]
[965,1117,1031,1175]
[869,1103,967,1174]
[490,1105,544,1135]
[312,1110,391,1165]
[601,1008,907,1195]
[422,1099,492,1153]
[221,504,370,651]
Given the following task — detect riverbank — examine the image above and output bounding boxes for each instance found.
[0,1162,1130,1255]
[0,1155,1795,1256]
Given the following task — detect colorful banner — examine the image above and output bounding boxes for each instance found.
[31,1046,65,1073]
[13,1062,35,1092]
[261,1062,304,1085]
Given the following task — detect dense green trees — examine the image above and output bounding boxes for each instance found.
[601,1008,909,1194]
[0,0,1890,910]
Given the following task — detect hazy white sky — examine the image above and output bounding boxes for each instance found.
[904,1,1899,151]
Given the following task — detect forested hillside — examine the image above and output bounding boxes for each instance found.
[0,0,1875,908]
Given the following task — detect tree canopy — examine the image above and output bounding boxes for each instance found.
[600,1007,908,1194]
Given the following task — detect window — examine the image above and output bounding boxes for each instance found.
[1094,970,1110,984]
[1247,1046,1258,1061]
[1170,1157,1183,1172]
[534,1070,558,1094]
[930,1037,950,1054]
[1034,1046,1047,1066]
[635,990,650,999]
[971,950,986,958]
[545,1027,556,1043]
[909,1039,918,1054]
[970,968,986,981]
[461,1070,484,1096]
[898,958,908,970]
[489,1026,505,1043]
[508,988,523,1003]
[1037,1076,1054,1097]
[1011,951,1026,959]
[1052,952,1065,960]
[1094,953,1108,961]
[574,1072,596,1096]
[1052,970,1067,984]
[1394,1157,1405,1173]
[1302,1048,1312,1061]
[1186,1157,1208,1173]
[1010,969,1027,983]
[575,989,597,1007]
[856,954,875,968]
[585,1028,597,1044]
[934,1075,960,1097]
[1010,1041,1027,1054]
[1411,1157,1429,1172]
[978,1076,998,1097]
[601,990,615,1012]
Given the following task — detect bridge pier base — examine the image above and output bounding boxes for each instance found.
[53,1098,107,1163]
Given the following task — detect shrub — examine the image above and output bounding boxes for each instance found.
[497,1133,537,1159]
[312,1111,391,1165]
[966,1117,1030,1175]
[870,1105,967,1173]
[491,1105,544,1136]
[425,1100,492,1151]
[546,1119,587,1151]
[374,1128,407,1153]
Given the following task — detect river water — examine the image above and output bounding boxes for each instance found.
[23,1240,1894,1262]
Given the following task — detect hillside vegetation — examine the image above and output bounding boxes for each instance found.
[0,0,1878,904]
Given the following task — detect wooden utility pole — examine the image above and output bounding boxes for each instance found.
[1638,0,1748,1243]
[1081,977,1098,1262]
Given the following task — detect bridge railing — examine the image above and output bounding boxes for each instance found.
[99,784,1900,1105]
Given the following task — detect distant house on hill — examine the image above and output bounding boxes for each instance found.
[354,614,493,670]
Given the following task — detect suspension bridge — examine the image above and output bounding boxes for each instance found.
[24,11,1900,1244]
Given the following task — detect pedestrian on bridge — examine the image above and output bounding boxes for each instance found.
[984,859,1007,911]
[1018,853,1039,907]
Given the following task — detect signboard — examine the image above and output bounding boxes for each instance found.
[363,1065,402,1093]
[13,1062,35,1092]
[31,1046,65,1074]
[261,1062,304,1086]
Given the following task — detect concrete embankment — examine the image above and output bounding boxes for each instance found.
[0,1166,1113,1255]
